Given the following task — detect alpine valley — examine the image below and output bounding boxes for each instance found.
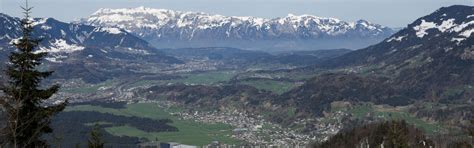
[0,4,472,147]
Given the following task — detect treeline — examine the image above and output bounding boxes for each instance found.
[409,103,473,127]
[48,111,178,146]
[71,101,128,109]
[53,111,177,132]
[313,120,473,148]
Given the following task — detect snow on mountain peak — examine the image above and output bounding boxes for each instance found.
[412,18,473,39]
[386,5,473,44]
[82,7,393,41]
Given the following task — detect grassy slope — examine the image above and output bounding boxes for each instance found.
[335,103,446,135]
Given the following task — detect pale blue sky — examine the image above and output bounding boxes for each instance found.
[0,0,472,27]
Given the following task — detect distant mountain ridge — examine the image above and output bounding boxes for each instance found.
[79,7,395,50]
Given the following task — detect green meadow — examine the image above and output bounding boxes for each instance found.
[66,103,241,146]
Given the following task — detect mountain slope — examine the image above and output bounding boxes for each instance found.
[277,73,400,116]
[279,5,474,116]
[314,121,435,148]
[319,5,473,68]
[80,7,395,50]
[320,5,474,99]
[0,13,182,82]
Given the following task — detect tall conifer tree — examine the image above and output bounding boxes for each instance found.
[0,1,67,147]
[88,124,104,148]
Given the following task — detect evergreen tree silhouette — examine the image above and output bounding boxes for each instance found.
[0,1,67,147]
[88,124,104,148]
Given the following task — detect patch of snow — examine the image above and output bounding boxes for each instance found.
[459,29,473,38]
[9,38,22,45]
[53,100,66,105]
[94,27,124,34]
[37,39,85,53]
[452,37,465,43]
[413,19,474,38]
[126,47,150,55]
[387,35,407,42]
[45,57,59,63]
[40,25,52,30]
[31,18,48,26]
[413,20,437,38]
[100,49,108,53]
[450,22,474,43]
[437,19,455,32]
[452,20,474,32]
[83,7,388,38]
[45,54,68,63]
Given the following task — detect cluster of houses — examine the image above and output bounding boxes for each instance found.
[139,141,309,148]
[173,110,314,145]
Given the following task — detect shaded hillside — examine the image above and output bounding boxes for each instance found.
[277,73,404,116]
[143,84,276,111]
[313,120,435,148]
[272,49,352,66]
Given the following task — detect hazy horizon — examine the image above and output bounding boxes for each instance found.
[1,0,472,28]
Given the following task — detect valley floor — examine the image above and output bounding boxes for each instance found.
[49,68,466,146]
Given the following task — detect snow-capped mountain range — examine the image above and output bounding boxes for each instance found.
[0,13,179,64]
[80,7,395,50]
[0,13,183,83]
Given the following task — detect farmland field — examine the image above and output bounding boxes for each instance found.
[336,103,447,135]
[66,103,241,145]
